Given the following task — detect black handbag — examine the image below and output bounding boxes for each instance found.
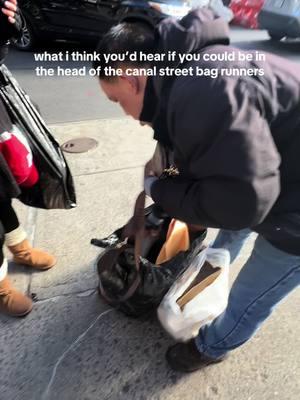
[0,64,76,209]
[94,192,207,317]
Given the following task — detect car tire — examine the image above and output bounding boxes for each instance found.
[12,14,37,51]
[268,31,285,41]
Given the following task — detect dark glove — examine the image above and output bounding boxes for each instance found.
[0,1,23,44]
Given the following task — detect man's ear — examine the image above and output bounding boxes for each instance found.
[119,74,140,94]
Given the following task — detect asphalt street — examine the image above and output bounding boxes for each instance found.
[5,27,300,124]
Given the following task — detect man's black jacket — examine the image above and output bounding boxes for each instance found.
[140,8,300,255]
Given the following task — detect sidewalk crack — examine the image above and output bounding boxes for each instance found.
[41,308,114,400]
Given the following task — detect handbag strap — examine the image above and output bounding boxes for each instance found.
[98,191,146,304]
[132,191,146,270]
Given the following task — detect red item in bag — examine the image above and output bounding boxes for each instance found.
[230,0,265,29]
[0,127,39,187]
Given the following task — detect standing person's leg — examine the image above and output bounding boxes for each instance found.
[166,235,300,371]
[0,223,7,281]
[0,221,33,317]
[0,199,20,234]
[0,200,56,270]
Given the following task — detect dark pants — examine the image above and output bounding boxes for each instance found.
[0,200,19,265]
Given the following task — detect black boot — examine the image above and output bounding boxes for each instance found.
[166,339,226,373]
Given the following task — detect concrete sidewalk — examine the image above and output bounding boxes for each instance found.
[0,118,299,400]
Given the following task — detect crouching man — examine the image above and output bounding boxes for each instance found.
[94,8,300,372]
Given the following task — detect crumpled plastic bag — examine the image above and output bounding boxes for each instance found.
[190,0,234,23]
[157,247,230,341]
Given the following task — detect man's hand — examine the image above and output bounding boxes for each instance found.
[1,0,17,24]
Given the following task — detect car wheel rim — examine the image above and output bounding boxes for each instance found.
[16,25,31,48]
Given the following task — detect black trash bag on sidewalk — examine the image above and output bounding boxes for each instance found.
[0,64,76,209]
[94,193,207,318]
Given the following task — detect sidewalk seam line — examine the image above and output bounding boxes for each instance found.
[49,117,132,127]
[25,207,38,295]
[74,164,144,177]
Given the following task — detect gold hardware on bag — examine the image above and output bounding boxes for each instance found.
[162,165,179,178]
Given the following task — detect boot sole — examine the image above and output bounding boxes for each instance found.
[13,259,57,271]
[165,347,225,373]
[3,302,33,318]
[14,306,33,317]
[35,261,57,271]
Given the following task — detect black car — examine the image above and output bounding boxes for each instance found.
[258,0,300,40]
[16,0,191,50]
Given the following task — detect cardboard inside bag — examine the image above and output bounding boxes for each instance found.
[176,261,221,309]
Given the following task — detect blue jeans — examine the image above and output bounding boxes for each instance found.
[195,229,300,359]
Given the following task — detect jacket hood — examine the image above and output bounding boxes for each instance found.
[139,8,230,141]
[153,8,230,93]
[157,8,230,58]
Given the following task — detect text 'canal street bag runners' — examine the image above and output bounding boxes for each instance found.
[94,191,208,318]
[0,64,76,209]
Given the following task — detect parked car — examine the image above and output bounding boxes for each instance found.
[258,0,300,40]
[15,0,191,50]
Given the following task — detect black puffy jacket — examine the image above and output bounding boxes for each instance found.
[140,9,300,255]
[0,10,23,201]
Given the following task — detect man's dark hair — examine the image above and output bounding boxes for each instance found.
[93,22,155,80]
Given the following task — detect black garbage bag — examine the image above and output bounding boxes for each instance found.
[0,64,76,209]
[94,193,207,318]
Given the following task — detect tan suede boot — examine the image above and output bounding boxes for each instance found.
[8,239,57,270]
[0,276,33,317]
[5,227,56,270]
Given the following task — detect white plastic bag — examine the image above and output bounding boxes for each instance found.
[190,0,210,7]
[190,0,234,23]
[210,0,234,23]
[157,247,230,342]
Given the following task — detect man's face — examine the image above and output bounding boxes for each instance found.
[100,75,146,120]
